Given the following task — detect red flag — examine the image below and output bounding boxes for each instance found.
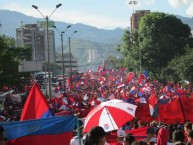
[180,97,193,122]
[65,93,75,103]
[127,72,135,83]
[149,94,157,106]
[138,73,145,86]
[87,68,92,73]
[126,126,148,140]
[51,97,64,110]
[100,91,106,98]
[20,83,54,121]
[158,98,184,124]
[98,65,102,73]
[66,78,71,89]
[120,90,128,99]
[135,103,154,123]
[117,83,125,89]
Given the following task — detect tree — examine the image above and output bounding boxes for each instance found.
[104,55,124,71]
[138,12,192,77]
[0,35,32,89]
[118,29,139,72]
[163,48,193,84]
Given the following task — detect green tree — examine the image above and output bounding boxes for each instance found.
[138,12,192,77]
[105,55,124,71]
[0,35,32,89]
[118,29,139,72]
[163,48,193,84]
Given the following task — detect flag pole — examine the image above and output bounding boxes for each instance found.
[75,113,82,145]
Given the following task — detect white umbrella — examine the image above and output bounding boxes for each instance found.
[83,99,137,132]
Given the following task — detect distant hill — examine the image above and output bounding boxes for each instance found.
[0,10,124,43]
[0,10,124,70]
[59,39,121,70]
[176,15,193,30]
[0,10,38,37]
[0,10,193,71]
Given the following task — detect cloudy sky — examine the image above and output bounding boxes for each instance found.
[0,0,193,29]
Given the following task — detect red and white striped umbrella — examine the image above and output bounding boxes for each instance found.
[83,99,137,132]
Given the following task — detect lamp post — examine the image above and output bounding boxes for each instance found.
[62,30,77,89]
[32,3,62,99]
[128,1,137,13]
[31,29,38,73]
[67,31,77,87]
[52,25,71,88]
[68,31,78,73]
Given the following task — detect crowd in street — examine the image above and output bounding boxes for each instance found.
[79,122,193,145]
[0,67,193,145]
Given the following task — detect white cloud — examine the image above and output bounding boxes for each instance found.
[168,0,190,8]
[54,10,129,29]
[2,3,44,18]
[186,2,193,16]
[1,2,129,29]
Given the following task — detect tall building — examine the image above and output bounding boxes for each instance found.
[88,48,96,63]
[130,10,150,31]
[16,22,55,63]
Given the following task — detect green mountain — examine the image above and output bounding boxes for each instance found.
[0,10,124,42]
[0,10,193,71]
[56,39,121,70]
[0,10,123,70]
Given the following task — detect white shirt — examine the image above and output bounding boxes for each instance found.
[117,127,126,137]
[70,136,83,145]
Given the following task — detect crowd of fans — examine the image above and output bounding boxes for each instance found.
[122,120,193,145]
[0,68,193,145]
[78,121,193,145]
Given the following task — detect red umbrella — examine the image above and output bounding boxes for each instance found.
[83,99,137,132]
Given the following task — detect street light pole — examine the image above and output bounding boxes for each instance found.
[61,32,64,86]
[128,1,137,14]
[69,37,71,72]
[32,29,38,73]
[32,3,62,99]
[68,31,77,88]
[46,16,52,99]
[52,25,71,88]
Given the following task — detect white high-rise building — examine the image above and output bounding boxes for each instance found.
[88,48,96,63]
[16,23,55,63]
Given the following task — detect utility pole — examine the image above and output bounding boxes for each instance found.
[32,3,62,99]
[52,25,71,88]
